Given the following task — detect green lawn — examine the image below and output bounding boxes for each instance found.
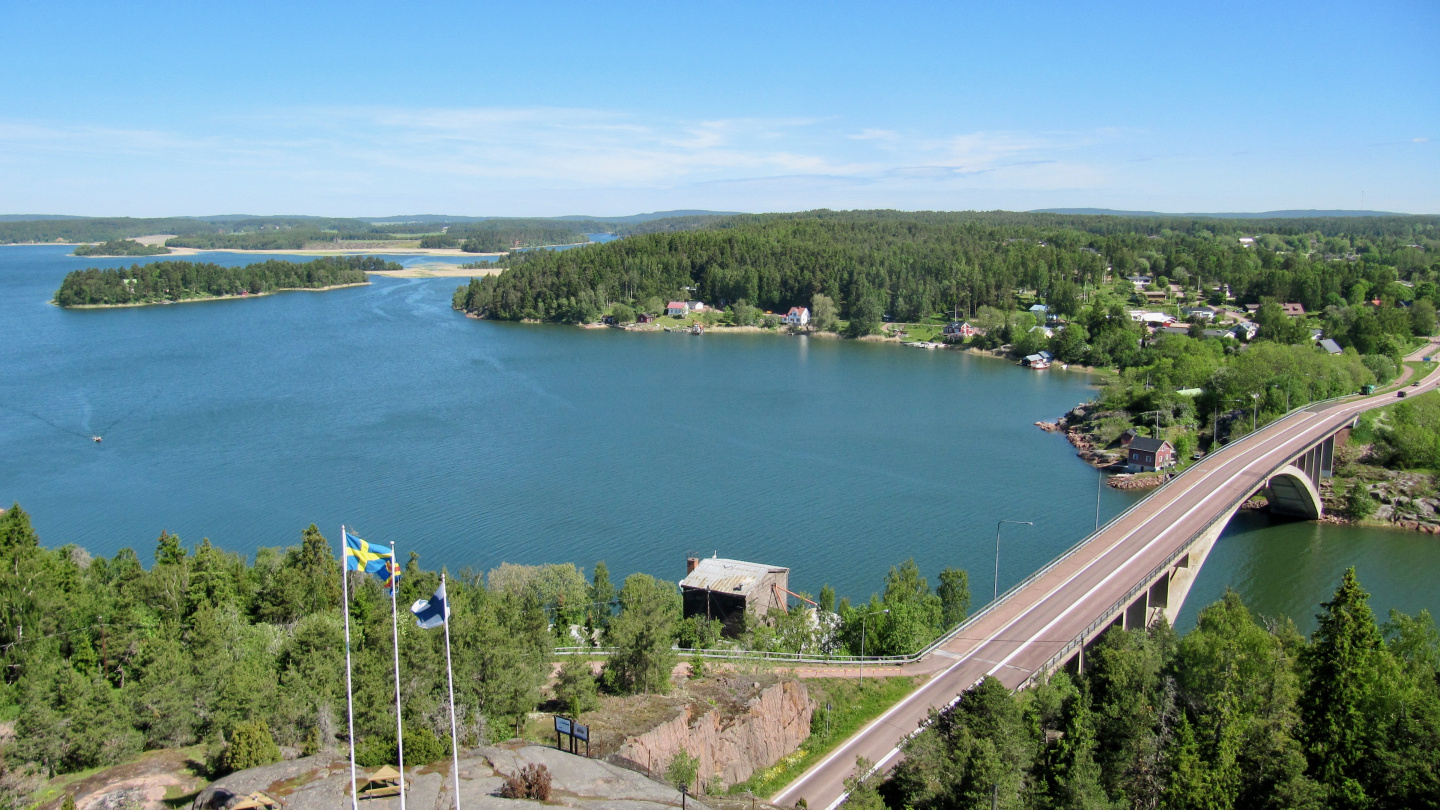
[731,676,920,799]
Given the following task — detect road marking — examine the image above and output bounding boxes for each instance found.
[781,387,1427,810]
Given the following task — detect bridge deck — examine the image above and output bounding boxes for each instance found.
[775,343,1439,810]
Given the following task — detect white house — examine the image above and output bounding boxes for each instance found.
[1128,311,1176,326]
[666,301,688,317]
[687,300,706,312]
[783,306,810,326]
[1029,325,1054,339]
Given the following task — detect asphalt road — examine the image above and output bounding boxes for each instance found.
[774,342,1440,810]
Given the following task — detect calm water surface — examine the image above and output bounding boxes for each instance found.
[2,245,1435,633]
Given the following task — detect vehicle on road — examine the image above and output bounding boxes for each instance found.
[1362,384,1376,395]
[1398,391,1407,398]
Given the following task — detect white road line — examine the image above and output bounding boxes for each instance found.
[784,389,1417,810]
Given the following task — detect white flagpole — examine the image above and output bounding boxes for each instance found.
[341,526,358,810]
[390,541,407,810]
[442,572,461,809]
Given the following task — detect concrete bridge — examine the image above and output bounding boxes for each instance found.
[774,350,1437,810]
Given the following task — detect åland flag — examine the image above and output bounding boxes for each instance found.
[411,580,450,629]
[344,530,400,592]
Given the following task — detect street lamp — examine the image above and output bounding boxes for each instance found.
[1250,392,1260,432]
[994,520,1035,601]
[1271,381,1291,413]
[858,609,889,685]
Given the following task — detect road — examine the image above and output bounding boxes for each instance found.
[774,341,1440,810]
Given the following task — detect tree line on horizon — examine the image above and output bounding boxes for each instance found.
[51,256,394,306]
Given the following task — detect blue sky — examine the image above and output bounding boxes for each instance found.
[1,1,1435,217]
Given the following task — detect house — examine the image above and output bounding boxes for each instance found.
[1310,328,1324,341]
[1232,322,1259,341]
[1159,325,1191,336]
[1127,436,1176,472]
[1128,275,1153,289]
[783,306,810,326]
[1119,428,1139,447]
[1238,237,1256,246]
[666,301,688,317]
[637,312,656,323]
[1282,303,1305,317]
[687,300,706,312]
[1029,325,1054,339]
[1128,311,1176,327]
[1319,338,1343,355]
[1244,303,1262,314]
[1029,304,1049,316]
[1180,306,1216,321]
[680,556,790,636]
[1203,329,1235,339]
[944,321,981,338]
[601,315,617,325]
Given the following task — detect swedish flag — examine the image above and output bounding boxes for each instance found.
[345,529,400,592]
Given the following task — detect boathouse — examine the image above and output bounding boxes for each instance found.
[680,556,790,635]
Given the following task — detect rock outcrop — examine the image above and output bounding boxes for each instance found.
[616,680,812,788]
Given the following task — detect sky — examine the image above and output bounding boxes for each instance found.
[1,1,1436,217]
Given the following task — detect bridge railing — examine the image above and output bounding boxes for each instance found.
[1014,396,1358,689]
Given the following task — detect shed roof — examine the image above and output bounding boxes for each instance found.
[680,558,788,596]
[1129,437,1171,454]
[1319,338,1343,354]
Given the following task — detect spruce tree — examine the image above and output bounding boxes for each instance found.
[1299,567,1381,805]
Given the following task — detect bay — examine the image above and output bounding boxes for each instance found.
[2,244,1435,634]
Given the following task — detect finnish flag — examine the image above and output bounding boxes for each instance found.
[410,580,450,629]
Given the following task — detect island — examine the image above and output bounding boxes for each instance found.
[73,239,171,257]
[52,255,396,307]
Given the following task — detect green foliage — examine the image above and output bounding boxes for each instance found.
[354,735,395,768]
[219,720,280,775]
[884,574,1437,810]
[811,293,839,332]
[1344,482,1378,520]
[602,574,680,695]
[610,303,636,323]
[449,219,600,252]
[403,726,447,766]
[553,659,600,717]
[1365,391,1440,470]
[666,749,700,792]
[936,568,970,629]
[839,558,948,656]
[53,256,394,307]
[73,239,170,257]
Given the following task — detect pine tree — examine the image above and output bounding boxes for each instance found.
[1299,567,1381,806]
[220,720,280,774]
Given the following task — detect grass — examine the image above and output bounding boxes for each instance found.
[730,676,920,799]
[1404,361,1439,385]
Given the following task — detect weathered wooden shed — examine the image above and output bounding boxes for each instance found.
[680,557,790,635]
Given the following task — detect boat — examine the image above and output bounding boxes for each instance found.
[1029,359,1050,370]
[92,436,103,443]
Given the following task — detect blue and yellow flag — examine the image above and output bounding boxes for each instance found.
[345,529,400,592]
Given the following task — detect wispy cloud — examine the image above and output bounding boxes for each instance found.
[0,105,1120,214]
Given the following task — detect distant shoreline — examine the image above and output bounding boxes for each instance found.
[55,282,371,309]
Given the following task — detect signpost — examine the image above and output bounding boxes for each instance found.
[553,716,589,757]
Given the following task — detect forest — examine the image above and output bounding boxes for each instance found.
[450,210,1438,326]
[854,573,1440,810]
[72,239,170,257]
[1,503,1435,810]
[51,256,391,307]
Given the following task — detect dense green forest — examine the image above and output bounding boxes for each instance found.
[2,503,1434,810]
[855,573,1440,810]
[72,239,170,257]
[452,210,1439,325]
[52,257,391,307]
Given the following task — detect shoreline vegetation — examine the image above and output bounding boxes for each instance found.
[72,239,170,257]
[2,503,1436,809]
[52,256,397,308]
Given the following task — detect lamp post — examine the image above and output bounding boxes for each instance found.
[858,609,889,685]
[1251,392,1260,432]
[994,520,1035,601]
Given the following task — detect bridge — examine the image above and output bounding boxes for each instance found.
[773,345,1438,810]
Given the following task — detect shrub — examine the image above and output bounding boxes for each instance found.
[1344,482,1378,521]
[554,659,600,717]
[499,763,552,800]
[219,721,280,775]
[666,750,700,792]
[403,727,446,766]
[354,736,394,768]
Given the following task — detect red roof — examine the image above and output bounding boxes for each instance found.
[667,301,686,309]
[787,307,806,316]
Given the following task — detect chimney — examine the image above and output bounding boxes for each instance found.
[686,557,699,575]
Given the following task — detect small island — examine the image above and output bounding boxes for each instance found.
[53,255,398,307]
[73,239,171,257]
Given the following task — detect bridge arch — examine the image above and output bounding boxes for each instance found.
[1265,464,1324,519]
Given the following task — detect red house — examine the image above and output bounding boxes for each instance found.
[1127,437,1175,472]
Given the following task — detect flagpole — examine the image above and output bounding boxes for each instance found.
[442,572,461,809]
[390,541,407,810]
[341,526,358,810]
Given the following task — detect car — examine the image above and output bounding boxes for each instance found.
[1413,382,1421,387]
[1398,391,1407,398]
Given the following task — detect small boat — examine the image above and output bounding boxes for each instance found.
[1029,360,1050,370]
[92,436,103,443]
